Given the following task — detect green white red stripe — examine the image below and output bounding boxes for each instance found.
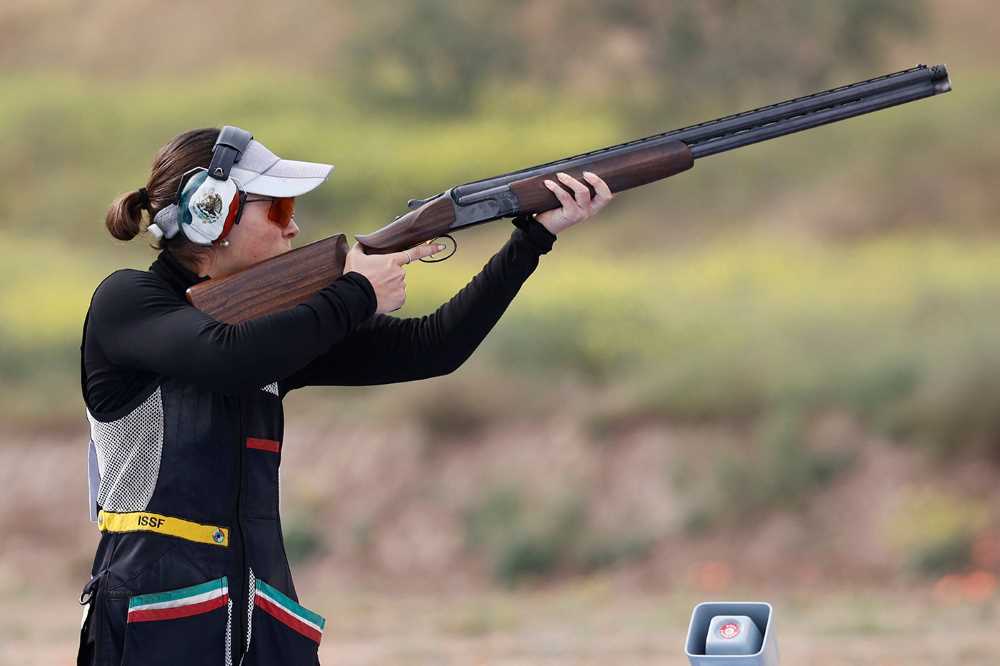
[128,576,229,623]
[254,579,326,644]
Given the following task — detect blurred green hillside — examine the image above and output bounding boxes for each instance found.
[0,0,996,520]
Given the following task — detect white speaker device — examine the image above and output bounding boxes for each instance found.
[685,602,779,665]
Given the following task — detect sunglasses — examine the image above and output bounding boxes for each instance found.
[245,195,296,228]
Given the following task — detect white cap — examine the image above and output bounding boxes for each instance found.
[147,135,333,242]
[229,139,334,197]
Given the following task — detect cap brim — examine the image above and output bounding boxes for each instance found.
[229,139,334,197]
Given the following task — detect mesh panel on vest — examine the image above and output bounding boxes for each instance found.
[246,568,255,651]
[86,386,164,513]
[261,382,278,396]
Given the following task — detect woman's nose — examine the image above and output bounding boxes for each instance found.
[284,218,300,239]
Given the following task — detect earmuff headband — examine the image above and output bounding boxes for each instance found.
[207,126,253,180]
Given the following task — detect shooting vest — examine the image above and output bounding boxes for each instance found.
[77,253,325,666]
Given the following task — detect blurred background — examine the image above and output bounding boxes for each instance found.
[0,1,997,663]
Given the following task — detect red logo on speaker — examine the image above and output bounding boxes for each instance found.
[719,622,741,639]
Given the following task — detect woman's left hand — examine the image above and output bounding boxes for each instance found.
[536,171,615,236]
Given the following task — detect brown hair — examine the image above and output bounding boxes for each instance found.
[105,127,221,270]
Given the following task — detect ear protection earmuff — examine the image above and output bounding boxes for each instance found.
[175,126,253,246]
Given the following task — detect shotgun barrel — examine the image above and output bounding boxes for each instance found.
[452,64,951,198]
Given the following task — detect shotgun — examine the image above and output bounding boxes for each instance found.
[187,64,951,324]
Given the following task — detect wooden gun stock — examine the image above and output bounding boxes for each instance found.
[355,196,456,254]
[185,234,349,324]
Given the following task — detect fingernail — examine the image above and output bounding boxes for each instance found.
[557,172,568,178]
[436,244,445,251]
[583,171,596,178]
[544,180,555,187]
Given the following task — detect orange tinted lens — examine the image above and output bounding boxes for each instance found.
[267,197,295,227]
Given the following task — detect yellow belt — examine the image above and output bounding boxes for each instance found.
[97,510,229,548]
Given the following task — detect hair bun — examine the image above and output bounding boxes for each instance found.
[105,189,144,241]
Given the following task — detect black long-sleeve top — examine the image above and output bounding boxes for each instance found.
[81,215,556,416]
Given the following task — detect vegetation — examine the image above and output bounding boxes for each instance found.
[887,488,990,576]
[1,0,996,595]
[462,486,654,586]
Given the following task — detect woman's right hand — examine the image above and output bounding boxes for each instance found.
[343,241,445,314]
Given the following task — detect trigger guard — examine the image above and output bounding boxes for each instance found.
[419,235,456,263]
